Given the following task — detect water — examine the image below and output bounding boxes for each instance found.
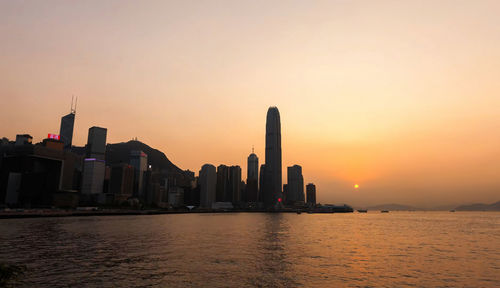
[1,212,499,287]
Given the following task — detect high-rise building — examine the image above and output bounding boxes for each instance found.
[287,165,304,205]
[306,183,316,206]
[262,106,282,208]
[81,127,107,197]
[130,150,148,199]
[199,164,216,208]
[15,134,32,146]
[229,165,241,203]
[60,113,75,150]
[216,165,230,202]
[86,127,107,160]
[81,158,105,195]
[246,150,259,202]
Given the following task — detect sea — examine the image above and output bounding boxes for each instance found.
[0,212,499,287]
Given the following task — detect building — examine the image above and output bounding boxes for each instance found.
[168,186,184,207]
[81,127,107,198]
[229,165,242,203]
[246,150,259,202]
[306,183,316,206]
[262,106,282,209]
[15,134,32,146]
[287,165,305,205]
[60,112,75,150]
[199,164,216,208]
[109,164,135,204]
[216,165,230,202]
[86,127,107,160]
[81,158,106,195]
[0,139,81,207]
[130,150,148,199]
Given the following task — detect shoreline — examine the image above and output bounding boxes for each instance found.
[0,208,354,219]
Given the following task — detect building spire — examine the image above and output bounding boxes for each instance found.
[252,145,254,154]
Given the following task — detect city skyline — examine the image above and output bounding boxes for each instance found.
[1,1,499,207]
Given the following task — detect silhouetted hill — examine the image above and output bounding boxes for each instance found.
[455,201,500,211]
[105,140,189,176]
[366,203,421,211]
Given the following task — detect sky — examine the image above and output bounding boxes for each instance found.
[1,0,499,207]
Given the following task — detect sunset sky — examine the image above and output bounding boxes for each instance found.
[1,0,499,207]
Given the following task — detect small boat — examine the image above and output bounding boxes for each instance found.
[449,210,455,212]
[296,210,302,214]
[381,210,389,213]
[357,209,367,213]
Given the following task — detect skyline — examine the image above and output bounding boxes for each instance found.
[1,0,500,207]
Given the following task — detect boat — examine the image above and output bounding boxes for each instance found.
[381,210,389,213]
[357,209,367,213]
[449,210,455,212]
[296,210,302,214]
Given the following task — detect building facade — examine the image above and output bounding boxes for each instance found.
[199,164,216,208]
[306,183,316,206]
[287,165,305,205]
[262,107,282,208]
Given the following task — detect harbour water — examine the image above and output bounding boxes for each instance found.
[1,212,499,287]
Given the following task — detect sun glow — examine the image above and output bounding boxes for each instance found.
[354,184,360,189]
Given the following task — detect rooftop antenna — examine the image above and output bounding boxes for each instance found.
[70,95,74,113]
[74,96,77,114]
[252,145,254,154]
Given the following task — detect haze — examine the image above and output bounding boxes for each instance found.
[1,0,499,207]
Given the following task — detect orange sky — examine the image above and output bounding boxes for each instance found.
[1,0,499,207]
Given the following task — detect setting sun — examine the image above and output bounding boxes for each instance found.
[354,184,359,189]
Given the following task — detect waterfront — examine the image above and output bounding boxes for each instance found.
[1,212,499,287]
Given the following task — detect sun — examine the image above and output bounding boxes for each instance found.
[354,184,359,189]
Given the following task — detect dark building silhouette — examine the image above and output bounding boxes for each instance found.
[262,107,282,209]
[306,183,316,206]
[60,112,75,150]
[229,165,242,203]
[199,164,216,208]
[109,163,134,204]
[287,165,305,205]
[216,164,230,202]
[81,127,107,197]
[0,138,81,208]
[246,150,259,202]
[130,150,147,199]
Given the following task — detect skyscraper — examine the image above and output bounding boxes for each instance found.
[86,127,107,160]
[306,183,316,206]
[81,126,107,196]
[199,164,216,208]
[287,165,305,205]
[60,98,76,150]
[130,150,148,199]
[229,165,241,203]
[263,106,282,209]
[216,164,230,202]
[246,150,259,202]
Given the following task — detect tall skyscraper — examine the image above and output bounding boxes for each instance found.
[306,183,316,206]
[246,150,259,202]
[287,165,305,205]
[263,106,282,208]
[60,98,76,150]
[229,165,242,203]
[86,127,107,160]
[130,150,148,199]
[216,165,230,202]
[199,164,216,208]
[81,126,107,196]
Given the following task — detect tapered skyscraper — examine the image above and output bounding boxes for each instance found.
[263,106,282,208]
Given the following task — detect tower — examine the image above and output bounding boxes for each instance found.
[263,106,282,209]
[287,165,304,205]
[59,96,77,150]
[199,164,217,208]
[246,148,259,202]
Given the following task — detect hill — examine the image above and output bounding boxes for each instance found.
[365,203,421,211]
[455,201,500,211]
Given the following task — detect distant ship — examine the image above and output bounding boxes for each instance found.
[450,210,455,212]
[381,210,389,213]
[357,209,367,213]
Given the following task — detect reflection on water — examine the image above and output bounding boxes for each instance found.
[0,212,499,287]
